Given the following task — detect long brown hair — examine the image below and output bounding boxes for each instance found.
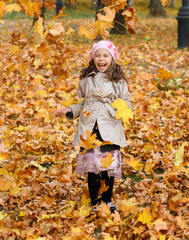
[79,60,126,82]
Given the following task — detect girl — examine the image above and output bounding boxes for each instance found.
[56,40,132,213]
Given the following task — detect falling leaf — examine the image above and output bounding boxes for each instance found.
[79,130,98,153]
[97,7,115,23]
[98,179,109,195]
[78,22,99,40]
[111,98,133,123]
[34,17,44,35]
[0,1,6,19]
[5,4,21,13]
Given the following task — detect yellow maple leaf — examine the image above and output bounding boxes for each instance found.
[138,208,153,226]
[78,23,99,40]
[127,156,143,171]
[111,98,133,123]
[175,142,188,166]
[78,205,91,218]
[59,91,77,107]
[79,129,97,153]
[159,235,166,240]
[101,152,114,168]
[97,7,115,23]
[81,193,90,206]
[0,1,6,19]
[34,17,44,35]
[5,4,21,13]
[78,7,115,40]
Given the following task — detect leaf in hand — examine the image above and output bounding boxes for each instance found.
[111,98,133,123]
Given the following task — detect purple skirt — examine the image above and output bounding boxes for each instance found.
[76,147,122,179]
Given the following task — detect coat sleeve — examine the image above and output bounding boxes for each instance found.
[67,79,85,119]
[118,80,132,110]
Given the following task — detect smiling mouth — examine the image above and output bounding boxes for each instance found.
[98,63,106,68]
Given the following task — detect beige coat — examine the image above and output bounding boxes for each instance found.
[69,71,132,147]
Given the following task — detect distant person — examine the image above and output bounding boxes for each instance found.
[56,0,63,15]
[55,40,132,213]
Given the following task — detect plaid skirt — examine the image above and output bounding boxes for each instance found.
[76,147,122,179]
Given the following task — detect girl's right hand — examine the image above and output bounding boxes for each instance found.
[55,107,71,117]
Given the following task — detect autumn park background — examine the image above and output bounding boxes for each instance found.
[0,0,188,239]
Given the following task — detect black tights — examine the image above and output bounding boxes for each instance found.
[88,171,114,206]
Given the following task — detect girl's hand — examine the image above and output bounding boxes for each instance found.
[55,107,71,117]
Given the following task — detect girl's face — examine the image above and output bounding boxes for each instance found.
[93,48,113,73]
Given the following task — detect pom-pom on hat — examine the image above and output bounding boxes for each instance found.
[90,40,119,61]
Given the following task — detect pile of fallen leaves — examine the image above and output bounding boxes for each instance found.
[0,10,189,240]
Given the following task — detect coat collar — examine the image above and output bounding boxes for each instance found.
[85,70,107,78]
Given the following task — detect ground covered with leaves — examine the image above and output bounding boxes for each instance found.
[0,16,188,240]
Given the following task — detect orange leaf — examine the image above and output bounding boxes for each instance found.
[97,7,115,23]
[5,4,21,13]
[98,179,109,195]
[0,1,6,19]
[144,159,156,175]
[78,23,99,40]
[122,7,137,34]
[34,17,44,35]
[157,68,172,81]
[79,130,97,153]
[101,152,114,168]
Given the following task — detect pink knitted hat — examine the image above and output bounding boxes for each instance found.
[90,40,119,61]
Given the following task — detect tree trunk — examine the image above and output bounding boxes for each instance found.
[33,0,46,25]
[95,0,134,35]
[149,0,167,17]
[110,9,127,34]
[91,0,97,10]
[169,0,176,8]
[56,0,63,15]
